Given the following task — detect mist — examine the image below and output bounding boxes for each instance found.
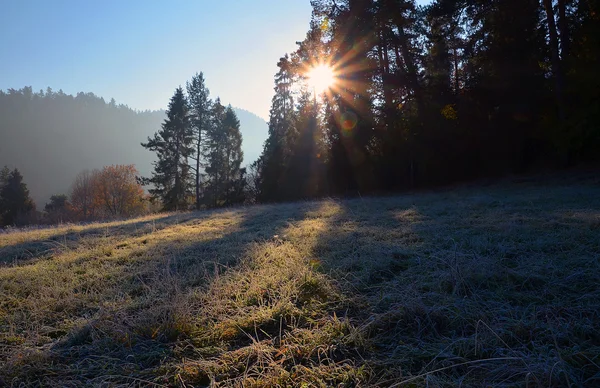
[0,87,267,205]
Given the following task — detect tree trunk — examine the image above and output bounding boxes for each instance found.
[543,0,566,120]
[195,132,201,210]
[394,24,425,116]
[557,0,570,59]
[377,28,394,115]
[175,133,181,211]
[453,47,460,93]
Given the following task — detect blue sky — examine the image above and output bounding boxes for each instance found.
[1,1,429,120]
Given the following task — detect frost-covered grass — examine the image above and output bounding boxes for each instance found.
[1,174,599,386]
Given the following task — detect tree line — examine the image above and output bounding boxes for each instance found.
[0,165,148,227]
[252,0,600,202]
[141,73,245,211]
[0,87,166,205]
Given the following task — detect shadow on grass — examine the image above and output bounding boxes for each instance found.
[309,187,600,386]
[1,201,323,386]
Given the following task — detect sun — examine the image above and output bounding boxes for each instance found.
[306,64,336,92]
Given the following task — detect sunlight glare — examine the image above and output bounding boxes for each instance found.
[307,64,335,92]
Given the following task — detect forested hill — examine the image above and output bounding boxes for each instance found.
[0,87,267,205]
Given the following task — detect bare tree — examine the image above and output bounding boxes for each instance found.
[70,169,99,220]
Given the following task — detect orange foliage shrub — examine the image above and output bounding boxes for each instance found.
[70,165,146,220]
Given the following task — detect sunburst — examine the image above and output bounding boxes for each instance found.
[306,64,336,93]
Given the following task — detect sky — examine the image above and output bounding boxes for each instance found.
[1,1,429,121]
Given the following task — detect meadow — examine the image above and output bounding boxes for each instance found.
[1,173,599,387]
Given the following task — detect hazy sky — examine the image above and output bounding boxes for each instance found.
[1,1,429,120]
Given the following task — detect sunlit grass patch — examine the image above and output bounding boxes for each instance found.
[0,212,180,248]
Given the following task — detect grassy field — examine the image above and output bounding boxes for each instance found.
[1,174,599,387]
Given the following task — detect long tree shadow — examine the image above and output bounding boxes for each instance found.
[2,201,323,386]
[309,183,600,386]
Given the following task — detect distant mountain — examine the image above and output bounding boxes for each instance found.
[0,87,267,205]
[233,107,268,165]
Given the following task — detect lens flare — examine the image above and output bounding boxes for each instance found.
[340,111,358,134]
[307,64,335,92]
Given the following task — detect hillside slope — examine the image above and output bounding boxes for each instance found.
[0,88,268,205]
[1,175,599,386]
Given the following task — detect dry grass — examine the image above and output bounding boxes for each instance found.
[1,174,599,387]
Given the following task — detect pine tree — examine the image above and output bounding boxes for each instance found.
[0,168,36,226]
[0,166,9,186]
[258,56,297,201]
[202,98,226,207]
[285,90,324,199]
[186,72,212,209]
[141,87,194,211]
[0,166,10,226]
[316,1,378,193]
[202,101,245,207]
[222,106,245,205]
[44,194,72,224]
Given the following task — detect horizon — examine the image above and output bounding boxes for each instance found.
[0,86,270,121]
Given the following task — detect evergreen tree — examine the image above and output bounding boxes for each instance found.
[222,106,245,205]
[319,1,378,193]
[0,168,36,226]
[258,56,297,201]
[44,194,72,224]
[0,166,9,187]
[285,90,324,199]
[141,87,194,211]
[202,98,226,207]
[0,166,9,226]
[186,72,212,209]
[202,101,245,207]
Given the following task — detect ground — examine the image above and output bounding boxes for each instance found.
[1,173,599,387]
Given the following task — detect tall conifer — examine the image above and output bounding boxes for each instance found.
[141,87,194,210]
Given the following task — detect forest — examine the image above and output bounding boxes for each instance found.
[1,0,599,225]
[253,0,599,202]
